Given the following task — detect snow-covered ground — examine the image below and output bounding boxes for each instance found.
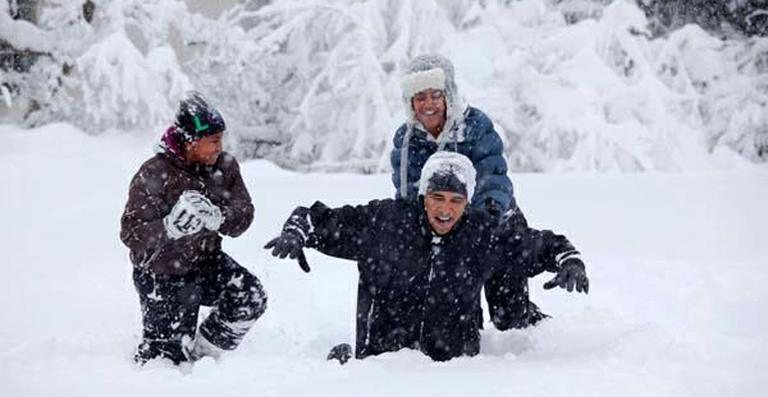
[1,123,766,396]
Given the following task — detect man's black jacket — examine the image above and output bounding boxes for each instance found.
[296,198,577,362]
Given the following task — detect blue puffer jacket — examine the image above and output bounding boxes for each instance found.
[390,106,515,211]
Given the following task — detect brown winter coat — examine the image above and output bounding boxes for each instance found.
[120,150,254,275]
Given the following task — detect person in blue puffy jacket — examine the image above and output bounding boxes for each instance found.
[390,54,545,330]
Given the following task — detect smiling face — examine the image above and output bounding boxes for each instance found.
[423,191,468,235]
[411,89,447,138]
[184,132,223,165]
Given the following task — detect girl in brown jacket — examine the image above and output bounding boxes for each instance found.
[120,92,266,365]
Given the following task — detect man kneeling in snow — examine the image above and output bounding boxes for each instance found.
[266,152,588,362]
[121,92,267,365]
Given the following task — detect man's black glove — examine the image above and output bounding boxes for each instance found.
[326,343,352,365]
[264,209,312,273]
[543,257,589,294]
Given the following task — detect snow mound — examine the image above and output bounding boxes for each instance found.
[1,124,766,396]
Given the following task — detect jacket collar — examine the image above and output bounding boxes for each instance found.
[409,103,471,143]
[156,146,217,177]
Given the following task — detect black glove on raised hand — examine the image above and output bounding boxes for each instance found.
[543,257,589,294]
[264,208,311,273]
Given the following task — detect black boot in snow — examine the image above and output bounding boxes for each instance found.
[326,343,353,365]
[491,300,550,330]
[526,301,550,327]
[134,340,189,366]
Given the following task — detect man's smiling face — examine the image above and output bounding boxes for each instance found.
[423,191,468,235]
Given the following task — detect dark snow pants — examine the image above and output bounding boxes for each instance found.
[482,207,546,330]
[133,252,267,364]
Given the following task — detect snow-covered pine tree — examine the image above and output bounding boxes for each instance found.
[636,0,768,38]
[53,0,193,132]
[190,0,462,172]
[0,0,51,122]
[1,0,194,132]
[1,0,766,169]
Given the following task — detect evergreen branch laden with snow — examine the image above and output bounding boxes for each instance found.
[0,0,766,171]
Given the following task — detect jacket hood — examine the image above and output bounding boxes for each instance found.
[157,126,185,161]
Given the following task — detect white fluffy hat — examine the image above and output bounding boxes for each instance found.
[400,68,446,102]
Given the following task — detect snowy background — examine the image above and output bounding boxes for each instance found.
[1,0,768,396]
[2,0,768,171]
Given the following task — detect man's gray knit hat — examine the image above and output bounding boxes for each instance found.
[418,152,476,199]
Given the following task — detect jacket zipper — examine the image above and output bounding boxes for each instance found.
[419,237,441,343]
[364,298,375,348]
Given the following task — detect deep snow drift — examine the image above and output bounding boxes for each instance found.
[1,123,766,396]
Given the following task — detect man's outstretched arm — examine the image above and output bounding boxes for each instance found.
[265,200,386,272]
[499,225,589,294]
